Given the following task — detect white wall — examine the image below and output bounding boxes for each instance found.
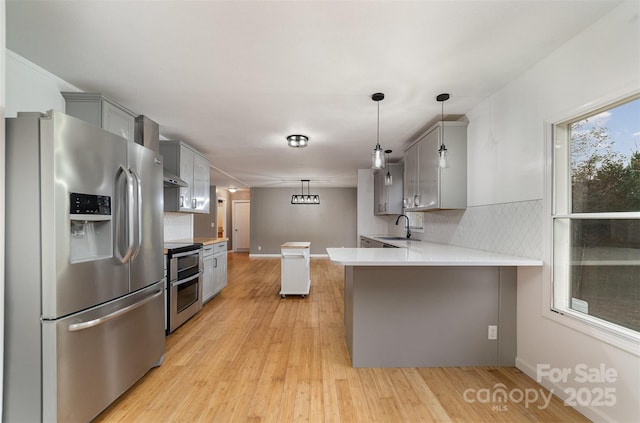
[1,1,6,415]
[465,2,639,422]
[5,51,190,241]
[5,49,80,116]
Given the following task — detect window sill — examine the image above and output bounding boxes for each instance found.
[543,307,640,357]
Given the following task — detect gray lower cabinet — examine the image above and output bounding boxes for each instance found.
[62,92,136,142]
[212,242,228,295]
[344,265,517,368]
[360,236,383,248]
[202,245,215,303]
[160,140,210,213]
[203,242,228,303]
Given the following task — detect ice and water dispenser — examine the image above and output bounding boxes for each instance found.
[69,192,112,263]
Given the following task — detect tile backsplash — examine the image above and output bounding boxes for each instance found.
[163,212,193,241]
[420,199,543,259]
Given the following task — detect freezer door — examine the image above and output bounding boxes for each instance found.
[128,142,165,292]
[42,281,165,422]
[41,112,130,318]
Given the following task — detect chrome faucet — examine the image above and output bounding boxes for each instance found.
[395,214,411,239]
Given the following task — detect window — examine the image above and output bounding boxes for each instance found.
[552,95,640,335]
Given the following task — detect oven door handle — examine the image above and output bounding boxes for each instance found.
[171,271,203,288]
[171,250,201,259]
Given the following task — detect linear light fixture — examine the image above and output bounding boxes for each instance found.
[291,179,320,205]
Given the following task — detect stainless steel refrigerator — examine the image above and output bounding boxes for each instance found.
[4,111,166,422]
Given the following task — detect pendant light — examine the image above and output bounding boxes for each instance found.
[371,92,386,169]
[437,93,449,168]
[384,150,393,186]
[291,179,320,205]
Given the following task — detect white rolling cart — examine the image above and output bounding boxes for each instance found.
[280,242,311,298]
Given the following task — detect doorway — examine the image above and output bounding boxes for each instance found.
[217,197,226,239]
[232,200,250,252]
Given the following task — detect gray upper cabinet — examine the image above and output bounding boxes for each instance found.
[160,140,210,213]
[403,121,468,211]
[62,92,136,142]
[373,163,404,215]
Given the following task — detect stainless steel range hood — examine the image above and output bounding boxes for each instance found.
[134,116,188,187]
[163,171,188,187]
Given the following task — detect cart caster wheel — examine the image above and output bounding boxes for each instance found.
[301,295,306,298]
[280,294,285,298]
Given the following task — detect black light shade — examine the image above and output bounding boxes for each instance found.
[291,180,320,205]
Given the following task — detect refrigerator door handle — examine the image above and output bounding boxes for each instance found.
[115,166,136,264]
[67,290,163,332]
[130,169,143,261]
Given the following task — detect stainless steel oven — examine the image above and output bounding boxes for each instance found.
[165,243,203,334]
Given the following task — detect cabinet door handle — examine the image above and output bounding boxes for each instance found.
[192,198,197,209]
[179,196,184,207]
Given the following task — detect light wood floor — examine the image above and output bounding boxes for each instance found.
[94,253,588,422]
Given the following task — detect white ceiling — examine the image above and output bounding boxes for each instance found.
[6,0,620,188]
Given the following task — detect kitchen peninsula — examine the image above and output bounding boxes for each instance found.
[327,237,542,368]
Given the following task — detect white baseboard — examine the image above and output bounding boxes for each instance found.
[248,253,329,258]
[516,356,615,423]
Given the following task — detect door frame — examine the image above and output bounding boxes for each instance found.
[232,200,250,253]
[217,197,227,240]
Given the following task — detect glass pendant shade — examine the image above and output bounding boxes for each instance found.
[436,93,450,169]
[370,92,386,169]
[438,144,447,168]
[385,171,392,186]
[372,144,385,169]
[384,149,392,185]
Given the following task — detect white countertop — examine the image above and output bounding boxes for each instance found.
[327,236,543,267]
[281,242,311,249]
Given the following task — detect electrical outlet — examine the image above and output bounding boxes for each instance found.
[488,325,498,340]
[258,246,261,251]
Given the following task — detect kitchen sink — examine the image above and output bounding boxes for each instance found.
[377,236,419,241]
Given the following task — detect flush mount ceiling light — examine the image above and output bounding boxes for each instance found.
[371,92,386,170]
[437,93,450,168]
[287,134,309,148]
[228,187,237,193]
[291,179,320,205]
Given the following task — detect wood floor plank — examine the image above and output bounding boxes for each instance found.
[94,253,589,422]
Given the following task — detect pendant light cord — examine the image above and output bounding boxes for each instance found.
[441,99,444,145]
[376,100,380,148]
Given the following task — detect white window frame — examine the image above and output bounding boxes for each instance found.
[543,90,640,357]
